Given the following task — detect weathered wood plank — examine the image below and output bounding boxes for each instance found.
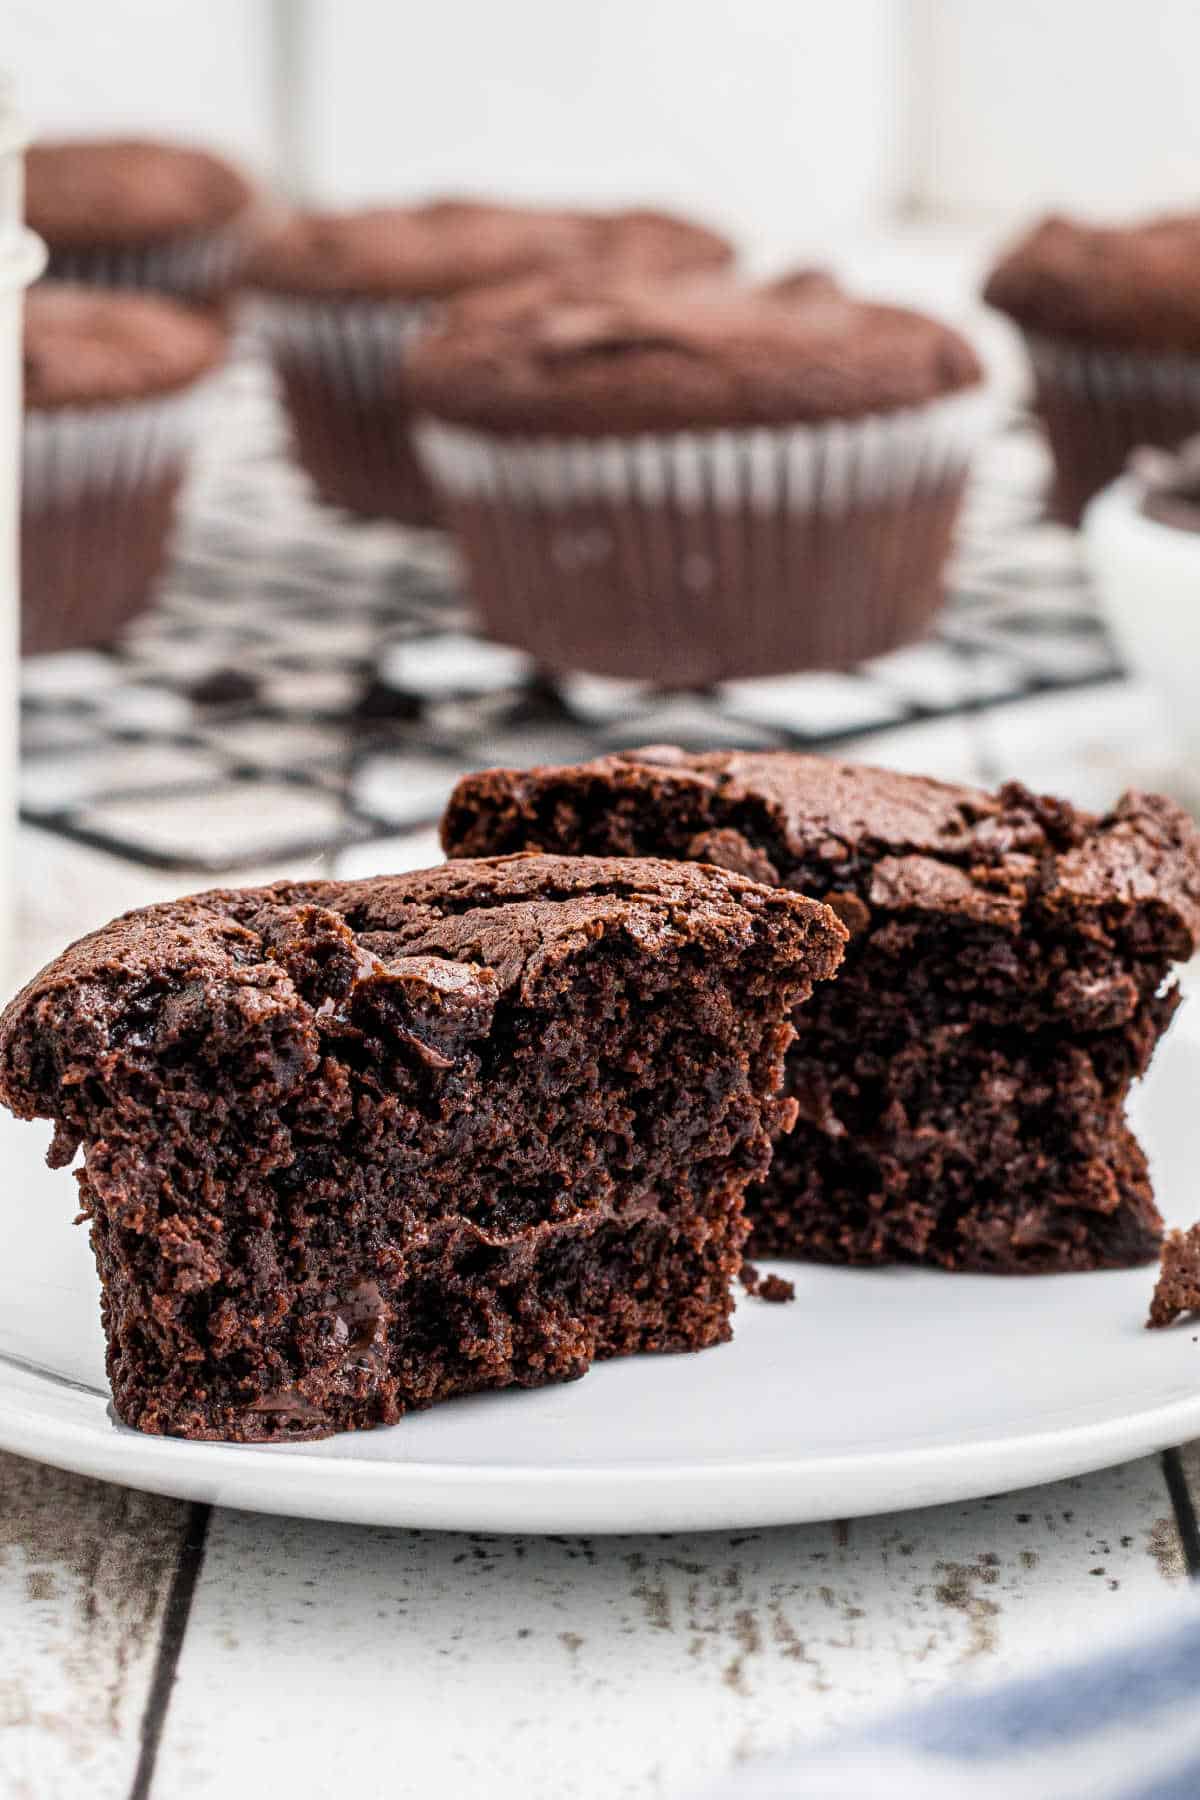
[154,1457,1189,1800]
[0,1451,190,1800]
[1165,1440,1200,1576]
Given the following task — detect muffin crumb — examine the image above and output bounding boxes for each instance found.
[759,1274,795,1304]
[1148,1226,1200,1328]
[739,1262,795,1304]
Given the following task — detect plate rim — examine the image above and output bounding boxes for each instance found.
[3,1365,1199,1533]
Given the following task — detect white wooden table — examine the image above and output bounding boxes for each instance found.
[4,679,1200,1800]
[4,1448,1198,1796]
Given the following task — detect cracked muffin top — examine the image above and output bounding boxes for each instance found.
[406,274,983,434]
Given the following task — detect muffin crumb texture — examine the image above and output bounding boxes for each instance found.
[0,855,843,1442]
[443,750,1200,1273]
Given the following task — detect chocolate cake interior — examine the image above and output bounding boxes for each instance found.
[0,856,841,1441]
[442,752,1200,1272]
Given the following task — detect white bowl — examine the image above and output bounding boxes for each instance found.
[1083,475,1200,752]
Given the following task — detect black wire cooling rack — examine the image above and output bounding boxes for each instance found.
[19,353,1122,875]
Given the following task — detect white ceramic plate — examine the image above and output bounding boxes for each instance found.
[3,1018,1200,1535]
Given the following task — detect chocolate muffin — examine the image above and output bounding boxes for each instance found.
[247,198,733,526]
[410,274,988,683]
[442,749,1200,1272]
[22,284,227,656]
[26,137,256,303]
[0,855,843,1442]
[984,212,1200,523]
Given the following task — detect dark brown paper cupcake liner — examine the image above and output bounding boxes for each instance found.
[255,295,438,526]
[417,391,990,684]
[1027,333,1200,525]
[21,385,211,657]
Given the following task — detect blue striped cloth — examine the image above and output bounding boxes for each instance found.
[705,1610,1200,1799]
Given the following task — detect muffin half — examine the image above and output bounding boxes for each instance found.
[0,855,843,1441]
[444,749,1200,1271]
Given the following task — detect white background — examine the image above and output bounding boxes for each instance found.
[917,0,1200,221]
[7,0,277,172]
[8,0,1200,261]
[293,0,909,260]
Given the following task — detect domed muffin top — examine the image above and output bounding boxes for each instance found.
[246,198,732,300]
[23,284,228,410]
[984,212,1200,352]
[26,137,253,249]
[406,272,983,435]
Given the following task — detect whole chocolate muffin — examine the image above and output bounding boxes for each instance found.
[22,284,227,656]
[247,197,733,526]
[26,137,257,303]
[984,212,1200,522]
[410,274,987,683]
